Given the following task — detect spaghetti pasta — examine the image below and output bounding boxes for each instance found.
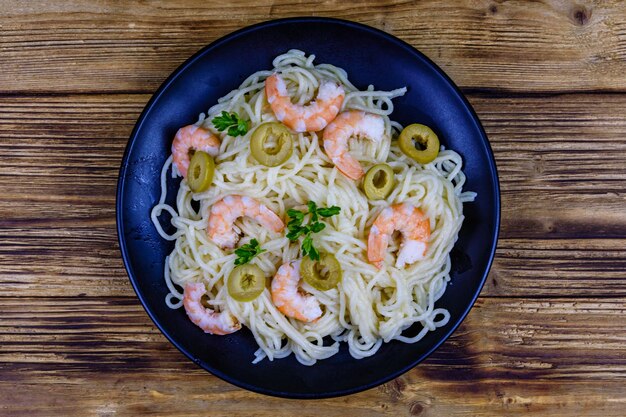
[151,50,475,365]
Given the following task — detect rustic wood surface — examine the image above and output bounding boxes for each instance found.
[1,1,625,416]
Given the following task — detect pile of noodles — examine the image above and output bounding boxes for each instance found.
[151,50,475,365]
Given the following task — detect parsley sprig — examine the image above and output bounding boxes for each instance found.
[234,239,265,265]
[286,201,341,260]
[211,111,249,137]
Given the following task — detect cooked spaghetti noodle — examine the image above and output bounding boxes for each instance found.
[151,50,475,365]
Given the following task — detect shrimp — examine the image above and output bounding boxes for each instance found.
[367,203,431,269]
[207,195,285,249]
[271,260,322,322]
[323,110,385,180]
[172,125,220,178]
[265,73,345,132]
[183,282,241,335]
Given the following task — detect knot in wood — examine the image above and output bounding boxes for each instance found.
[571,6,591,26]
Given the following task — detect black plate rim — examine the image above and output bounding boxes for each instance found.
[116,16,501,399]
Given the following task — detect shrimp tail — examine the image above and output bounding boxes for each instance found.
[183,282,241,335]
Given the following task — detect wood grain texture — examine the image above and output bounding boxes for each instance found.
[1,93,624,297]
[2,1,626,415]
[1,297,625,416]
[1,0,626,93]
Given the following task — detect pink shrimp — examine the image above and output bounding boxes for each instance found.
[172,125,220,178]
[207,195,285,249]
[323,111,385,180]
[183,282,241,335]
[271,261,322,322]
[265,73,345,132]
[367,203,431,269]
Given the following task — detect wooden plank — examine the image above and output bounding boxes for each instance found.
[473,93,626,296]
[0,95,132,297]
[1,93,625,297]
[470,93,626,240]
[1,296,625,416]
[487,238,626,297]
[1,0,626,93]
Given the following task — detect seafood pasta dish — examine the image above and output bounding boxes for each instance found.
[151,50,475,365]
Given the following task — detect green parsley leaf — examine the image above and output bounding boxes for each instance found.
[284,201,342,260]
[286,209,305,226]
[309,222,326,233]
[212,111,249,137]
[317,206,341,217]
[237,118,248,133]
[212,111,236,131]
[286,226,306,241]
[306,244,320,261]
[234,238,265,265]
[301,234,319,260]
[286,209,308,241]
[307,201,318,222]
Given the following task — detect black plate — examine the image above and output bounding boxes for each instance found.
[116,17,500,399]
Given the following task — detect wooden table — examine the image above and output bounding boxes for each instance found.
[1,1,625,415]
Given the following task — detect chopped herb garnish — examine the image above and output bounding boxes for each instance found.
[301,235,319,260]
[317,206,341,217]
[309,222,326,233]
[211,111,249,137]
[286,209,305,226]
[286,201,341,260]
[234,238,265,265]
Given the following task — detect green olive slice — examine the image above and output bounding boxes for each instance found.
[300,253,342,291]
[227,264,266,302]
[187,151,215,193]
[363,163,395,200]
[250,122,293,167]
[398,123,440,164]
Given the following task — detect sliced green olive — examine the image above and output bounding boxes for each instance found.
[363,163,395,200]
[227,264,266,302]
[250,122,293,167]
[300,253,342,291]
[187,151,215,193]
[398,123,440,164]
